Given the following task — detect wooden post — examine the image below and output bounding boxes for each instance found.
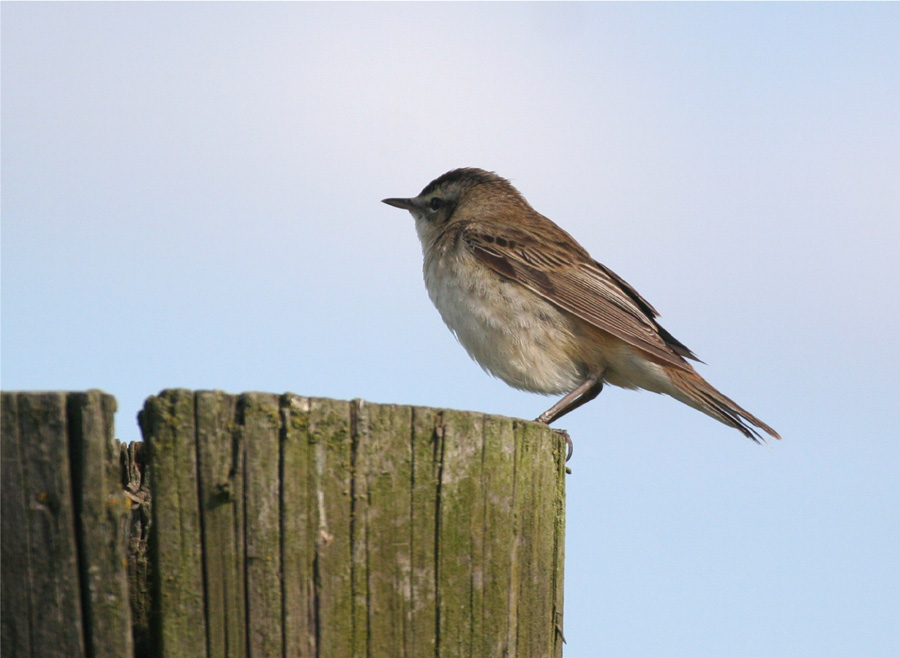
[1,390,132,658]
[2,390,567,657]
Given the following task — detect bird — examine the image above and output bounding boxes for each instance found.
[383,167,780,445]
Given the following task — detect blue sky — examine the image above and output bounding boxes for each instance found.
[3,3,899,656]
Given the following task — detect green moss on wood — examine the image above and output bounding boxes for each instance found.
[4,391,566,658]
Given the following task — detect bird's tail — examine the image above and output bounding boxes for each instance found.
[665,366,781,443]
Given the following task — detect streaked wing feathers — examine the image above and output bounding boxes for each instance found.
[462,223,697,369]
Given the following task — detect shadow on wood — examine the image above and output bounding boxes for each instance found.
[1,390,132,658]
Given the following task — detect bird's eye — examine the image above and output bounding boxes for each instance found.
[429,197,444,210]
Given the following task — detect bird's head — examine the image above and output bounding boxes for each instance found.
[382,168,528,244]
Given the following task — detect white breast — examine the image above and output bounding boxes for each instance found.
[422,246,584,395]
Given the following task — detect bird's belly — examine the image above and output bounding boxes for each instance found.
[424,256,584,394]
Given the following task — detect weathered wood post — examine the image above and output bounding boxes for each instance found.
[1,390,133,658]
[2,389,567,657]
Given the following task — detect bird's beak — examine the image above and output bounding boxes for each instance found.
[382,197,420,211]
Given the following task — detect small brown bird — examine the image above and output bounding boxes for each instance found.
[383,168,780,443]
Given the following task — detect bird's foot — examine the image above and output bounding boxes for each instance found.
[547,428,573,462]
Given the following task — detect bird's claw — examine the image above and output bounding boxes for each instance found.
[548,428,573,462]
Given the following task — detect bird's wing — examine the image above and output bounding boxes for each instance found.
[461,222,698,370]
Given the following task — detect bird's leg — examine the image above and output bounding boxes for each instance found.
[535,372,605,425]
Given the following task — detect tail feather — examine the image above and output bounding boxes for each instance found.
[666,367,781,443]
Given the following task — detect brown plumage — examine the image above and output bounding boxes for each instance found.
[384,167,780,443]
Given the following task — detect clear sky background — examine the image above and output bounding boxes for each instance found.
[3,3,899,657]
